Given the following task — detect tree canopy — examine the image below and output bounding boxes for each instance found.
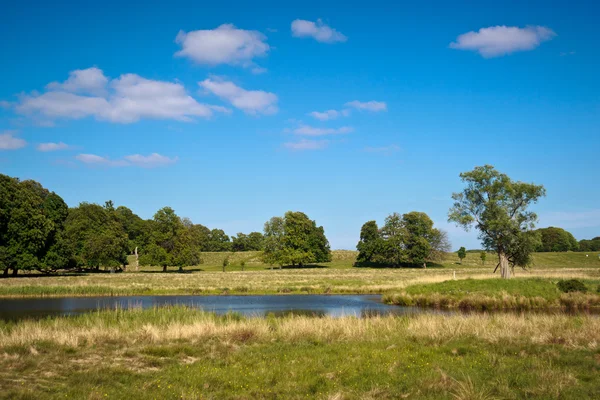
[448,165,546,279]
[262,211,331,267]
[355,212,450,267]
[0,175,69,275]
[534,227,579,252]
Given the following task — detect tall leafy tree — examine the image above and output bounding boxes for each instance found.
[262,212,331,267]
[63,202,129,271]
[356,221,381,264]
[535,227,579,252]
[0,175,69,275]
[448,165,545,279]
[141,207,203,272]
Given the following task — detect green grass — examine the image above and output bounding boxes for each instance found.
[1,251,599,298]
[384,278,600,310]
[1,307,599,399]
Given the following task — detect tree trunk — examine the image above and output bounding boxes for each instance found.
[134,247,139,272]
[423,262,427,269]
[3,268,8,277]
[162,265,167,272]
[499,251,511,279]
[12,268,18,276]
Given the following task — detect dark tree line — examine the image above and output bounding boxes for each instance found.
[0,174,264,274]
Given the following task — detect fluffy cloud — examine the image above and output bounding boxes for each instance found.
[309,109,350,121]
[46,67,108,95]
[15,67,229,124]
[345,100,387,112]
[291,19,347,43]
[0,130,26,150]
[199,78,278,115]
[293,125,353,136]
[283,139,329,151]
[37,142,70,152]
[75,153,178,168]
[449,25,556,58]
[175,24,269,69]
[124,153,179,168]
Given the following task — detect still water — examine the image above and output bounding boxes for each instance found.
[0,295,426,321]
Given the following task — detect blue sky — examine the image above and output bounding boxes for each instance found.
[1,0,599,250]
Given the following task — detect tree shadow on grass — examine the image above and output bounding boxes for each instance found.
[353,262,445,269]
[138,267,203,274]
[263,264,328,270]
[1,272,90,279]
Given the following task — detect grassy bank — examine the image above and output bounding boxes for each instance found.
[384,278,600,311]
[0,306,599,399]
[0,251,598,298]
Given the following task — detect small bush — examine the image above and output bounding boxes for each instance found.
[557,279,587,293]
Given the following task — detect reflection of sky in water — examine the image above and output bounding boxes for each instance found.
[0,295,431,321]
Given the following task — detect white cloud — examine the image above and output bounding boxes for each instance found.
[449,25,556,58]
[291,19,347,43]
[283,139,329,151]
[0,100,12,109]
[199,78,278,115]
[309,109,350,121]
[124,153,178,168]
[75,152,177,168]
[46,67,108,96]
[364,144,400,154]
[345,100,387,112]
[175,24,269,69]
[0,130,26,150]
[37,142,70,152]
[293,125,353,136]
[15,67,229,124]
[75,154,129,167]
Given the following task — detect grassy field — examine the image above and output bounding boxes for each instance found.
[0,251,598,298]
[1,251,600,398]
[384,278,600,310]
[1,306,599,399]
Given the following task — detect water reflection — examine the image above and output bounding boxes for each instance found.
[0,295,412,321]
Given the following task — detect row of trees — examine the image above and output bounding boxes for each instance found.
[0,173,265,274]
[355,212,450,267]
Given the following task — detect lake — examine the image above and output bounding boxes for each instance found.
[0,294,430,321]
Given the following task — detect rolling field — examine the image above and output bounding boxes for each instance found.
[0,251,598,297]
[1,251,599,399]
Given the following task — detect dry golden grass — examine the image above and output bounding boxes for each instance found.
[1,308,598,350]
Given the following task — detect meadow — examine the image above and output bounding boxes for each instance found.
[1,306,599,399]
[0,251,598,298]
[1,251,599,399]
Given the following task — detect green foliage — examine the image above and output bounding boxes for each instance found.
[262,212,331,267]
[140,207,203,272]
[557,279,588,293]
[535,227,579,252]
[232,232,264,251]
[579,237,600,252]
[480,251,487,265]
[0,174,71,274]
[63,202,130,270]
[448,165,546,277]
[457,247,467,263]
[356,212,449,267]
